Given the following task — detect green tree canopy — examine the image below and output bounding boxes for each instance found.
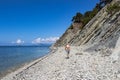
[72,12,83,23]
[70,0,113,30]
[100,0,112,5]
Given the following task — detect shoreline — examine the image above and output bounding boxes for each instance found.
[1,46,119,80]
[1,47,57,80]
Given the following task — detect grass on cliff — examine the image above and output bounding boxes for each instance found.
[107,3,120,15]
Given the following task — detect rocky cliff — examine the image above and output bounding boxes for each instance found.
[54,0,120,50]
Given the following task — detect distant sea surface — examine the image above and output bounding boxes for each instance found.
[0,45,50,77]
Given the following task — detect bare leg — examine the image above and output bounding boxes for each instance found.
[67,50,70,59]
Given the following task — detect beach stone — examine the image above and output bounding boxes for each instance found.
[75,53,83,55]
[1,46,120,80]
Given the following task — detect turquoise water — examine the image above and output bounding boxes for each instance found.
[0,45,50,77]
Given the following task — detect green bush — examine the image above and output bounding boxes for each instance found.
[68,24,74,29]
[82,17,91,26]
[72,12,83,23]
[82,8,99,26]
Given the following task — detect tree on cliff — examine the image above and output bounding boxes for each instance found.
[72,12,83,23]
[100,0,112,5]
[82,11,92,25]
[70,0,113,30]
[95,3,102,11]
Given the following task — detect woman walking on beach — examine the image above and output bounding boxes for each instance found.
[65,44,70,59]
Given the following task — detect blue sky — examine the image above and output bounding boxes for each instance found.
[0,0,99,44]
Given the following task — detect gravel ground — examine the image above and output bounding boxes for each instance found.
[1,46,120,80]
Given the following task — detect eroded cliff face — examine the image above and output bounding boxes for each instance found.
[54,0,120,50]
[53,22,82,47]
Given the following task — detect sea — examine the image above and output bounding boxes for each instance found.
[0,44,51,78]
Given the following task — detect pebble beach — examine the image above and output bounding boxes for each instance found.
[1,46,120,80]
